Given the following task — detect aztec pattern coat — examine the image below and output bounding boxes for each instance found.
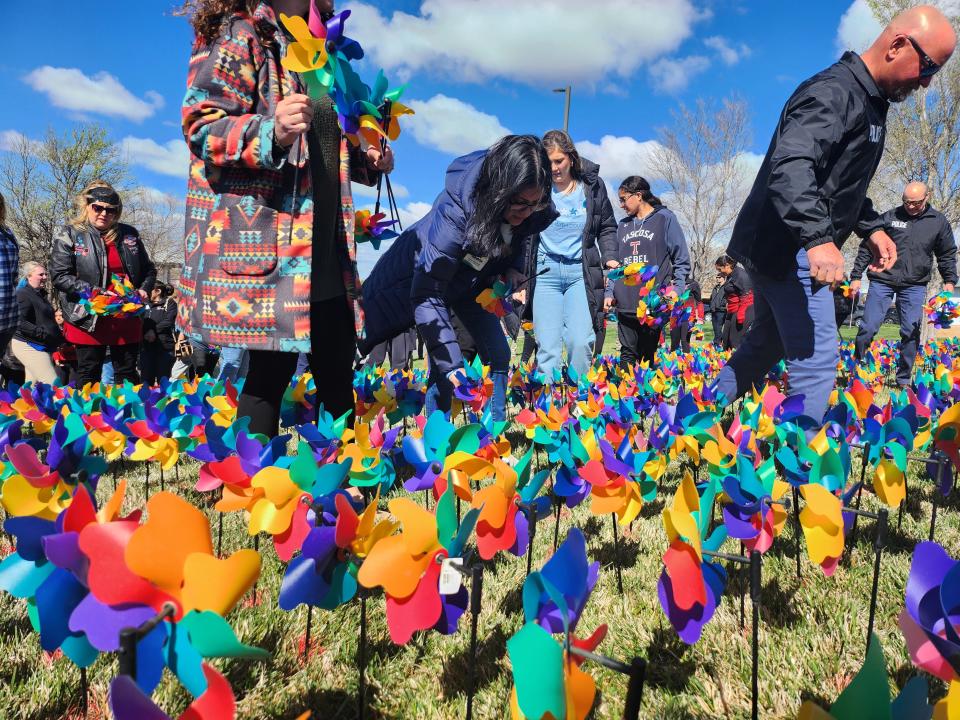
[178,2,374,353]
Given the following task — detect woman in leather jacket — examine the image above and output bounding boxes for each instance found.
[49,182,156,386]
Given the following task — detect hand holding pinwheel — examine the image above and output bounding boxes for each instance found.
[80,274,148,318]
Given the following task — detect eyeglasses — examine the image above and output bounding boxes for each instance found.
[905,35,941,78]
[618,192,638,206]
[903,197,927,206]
[90,204,118,216]
[508,197,549,212]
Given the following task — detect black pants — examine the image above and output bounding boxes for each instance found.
[710,311,726,347]
[617,314,662,368]
[670,322,691,353]
[722,306,754,350]
[140,345,174,386]
[76,344,140,386]
[238,298,356,437]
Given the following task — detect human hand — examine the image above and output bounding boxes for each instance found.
[945,283,955,293]
[603,296,614,313]
[144,329,157,343]
[137,289,149,300]
[605,260,620,269]
[807,243,845,288]
[366,144,395,173]
[505,268,527,289]
[512,288,527,305]
[866,230,898,273]
[274,94,314,147]
[849,279,861,295]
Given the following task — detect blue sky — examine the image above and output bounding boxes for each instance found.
[0,0,882,276]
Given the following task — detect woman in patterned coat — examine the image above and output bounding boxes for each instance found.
[178,0,393,436]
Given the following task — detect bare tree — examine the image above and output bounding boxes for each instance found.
[123,188,184,278]
[1,124,127,265]
[649,97,754,292]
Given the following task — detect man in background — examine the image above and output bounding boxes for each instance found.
[850,181,957,386]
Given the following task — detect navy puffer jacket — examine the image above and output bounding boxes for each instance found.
[360,150,558,374]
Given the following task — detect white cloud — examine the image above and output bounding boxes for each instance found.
[351,180,409,199]
[24,67,164,123]
[119,137,190,178]
[836,1,882,54]
[0,130,42,154]
[648,55,711,94]
[704,36,751,65]
[345,0,703,87]
[576,135,666,182]
[405,95,511,156]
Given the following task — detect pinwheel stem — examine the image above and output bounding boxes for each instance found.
[623,656,648,720]
[553,499,561,552]
[160,465,165,492]
[865,508,888,659]
[144,463,150,503]
[358,590,367,720]
[524,505,536,577]
[749,550,761,720]
[791,485,802,579]
[118,602,176,678]
[79,666,87,718]
[465,564,483,720]
[303,606,312,664]
[217,510,224,558]
[929,453,947,542]
[739,542,745,631]
[847,443,870,558]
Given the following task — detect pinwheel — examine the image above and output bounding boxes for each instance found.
[401,411,496,496]
[357,483,479,644]
[339,410,400,490]
[79,273,148,318]
[658,473,728,644]
[925,290,960,329]
[607,261,658,287]
[471,450,550,560]
[279,486,397,611]
[720,456,789,554]
[76,491,267,696]
[476,280,515,318]
[109,664,236,720]
[507,529,605,720]
[796,634,934,719]
[0,483,131,667]
[354,209,399,250]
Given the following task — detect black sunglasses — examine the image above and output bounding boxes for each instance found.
[905,35,941,79]
[90,203,118,215]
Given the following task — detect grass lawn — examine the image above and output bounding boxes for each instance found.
[1,409,954,719]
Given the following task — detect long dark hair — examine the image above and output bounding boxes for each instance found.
[619,176,663,208]
[542,129,583,182]
[467,135,551,256]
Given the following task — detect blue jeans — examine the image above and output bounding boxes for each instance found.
[532,251,594,379]
[854,281,925,386]
[424,300,510,421]
[713,249,838,422]
[101,359,114,385]
[216,346,249,386]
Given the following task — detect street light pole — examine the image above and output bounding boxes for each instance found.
[552,86,571,133]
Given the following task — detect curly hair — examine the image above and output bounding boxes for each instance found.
[177,0,265,46]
